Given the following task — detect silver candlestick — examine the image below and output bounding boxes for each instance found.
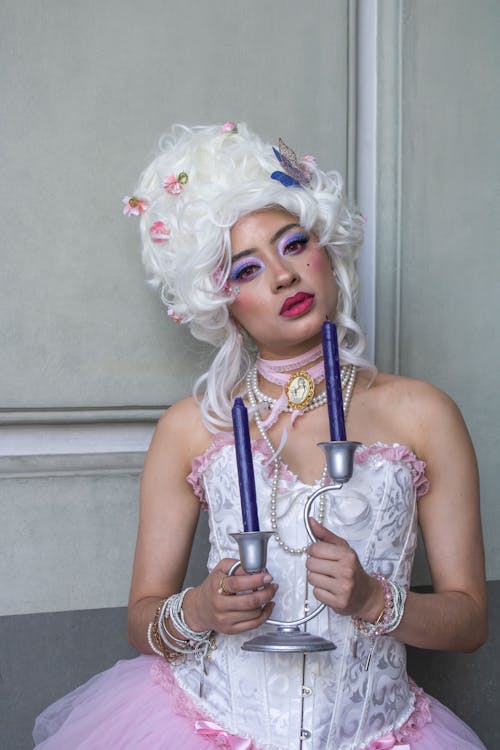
[227,440,360,653]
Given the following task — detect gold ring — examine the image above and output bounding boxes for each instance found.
[217,575,232,596]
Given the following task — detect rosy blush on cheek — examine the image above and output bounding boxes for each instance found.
[307,246,331,273]
[231,291,253,311]
[231,288,269,319]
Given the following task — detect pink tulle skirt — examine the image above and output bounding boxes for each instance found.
[33,655,486,750]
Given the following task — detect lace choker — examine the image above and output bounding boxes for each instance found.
[253,343,323,427]
[249,363,356,432]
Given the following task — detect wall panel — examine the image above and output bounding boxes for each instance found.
[398,1,500,580]
[0,3,352,745]
[1,0,350,410]
[375,0,500,581]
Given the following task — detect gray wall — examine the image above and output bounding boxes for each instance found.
[2,0,350,410]
[375,0,500,587]
[1,2,353,748]
[1,0,351,617]
[1,1,499,748]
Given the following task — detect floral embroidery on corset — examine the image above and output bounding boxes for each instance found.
[188,437,430,510]
[152,658,432,750]
[178,433,432,749]
[355,443,430,498]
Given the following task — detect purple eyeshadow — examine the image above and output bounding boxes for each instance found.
[229,256,265,281]
[277,230,309,255]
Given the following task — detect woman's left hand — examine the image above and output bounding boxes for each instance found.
[306,518,383,621]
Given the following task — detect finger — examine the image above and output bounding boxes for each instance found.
[307,570,343,592]
[308,540,345,561]
[217,560,273,581]
[228,601,276,633]
[221,571,274,594]
[217,558,240,574]
[308,585,340,610]
[308,573,356,611]
[308,517,347,545]
[306,556,340,576]
[220,584,279,612]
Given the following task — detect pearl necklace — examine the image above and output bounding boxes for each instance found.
[249,363,356,416]
[246,364,357,555]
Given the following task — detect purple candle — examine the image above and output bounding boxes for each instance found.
[322,321,346,441]
[231,397,260,532]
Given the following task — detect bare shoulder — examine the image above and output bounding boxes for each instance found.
[363,370,458,415]
[352,369,471,460]
[145,396,214,475]
[155,396,209,441]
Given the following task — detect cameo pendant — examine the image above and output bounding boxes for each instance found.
[285,371,315,410]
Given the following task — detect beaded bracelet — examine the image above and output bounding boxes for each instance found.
[147,598,176,660]
[352,573,407,637]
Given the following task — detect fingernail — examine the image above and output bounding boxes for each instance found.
[273,583,279,591]
[263,574,272,583]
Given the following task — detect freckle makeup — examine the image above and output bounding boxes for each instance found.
[308,246,327,271]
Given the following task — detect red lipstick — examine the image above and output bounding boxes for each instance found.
[280,292,315,318]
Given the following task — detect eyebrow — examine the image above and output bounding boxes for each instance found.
[231,223,301,264]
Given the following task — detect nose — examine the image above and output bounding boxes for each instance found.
[269,256,299,292]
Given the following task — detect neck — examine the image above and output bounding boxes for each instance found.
[256,342,323,374]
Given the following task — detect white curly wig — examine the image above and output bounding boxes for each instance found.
[129,123,368,432]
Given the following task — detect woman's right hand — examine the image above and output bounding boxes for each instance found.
[182,560,278,635]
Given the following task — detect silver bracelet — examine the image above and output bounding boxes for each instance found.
[168,589,212,642]
[157,597,188,646]
[384,580,407,633]
[156,588,213,655]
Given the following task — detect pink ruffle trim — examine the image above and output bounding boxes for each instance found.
[152,660,431,750]
[187,432,235,511]
[187,433,295,510]
[188,437,430,511]
[366,679,432,748]
[152,659,257,749]
[355,443,430,498]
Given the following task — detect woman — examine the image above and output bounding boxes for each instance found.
[34,123,487,749]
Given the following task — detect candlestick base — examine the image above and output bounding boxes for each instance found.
[242,626,335,653]
[228,518,337,653]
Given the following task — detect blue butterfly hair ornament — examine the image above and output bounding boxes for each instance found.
[270,138,312,189]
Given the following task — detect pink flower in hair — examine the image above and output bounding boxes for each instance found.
[163,172,188,195]
[167,307,183,324]
[149,221,170,243]
[122,195,148,217]
[213,266,233,298]
[302,154,317,168]
[221,121,238,134]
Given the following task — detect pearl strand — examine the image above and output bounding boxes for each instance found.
[245,364,357,556]
[249,363,355,416]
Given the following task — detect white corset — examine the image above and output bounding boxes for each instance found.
[173,438,428,750]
